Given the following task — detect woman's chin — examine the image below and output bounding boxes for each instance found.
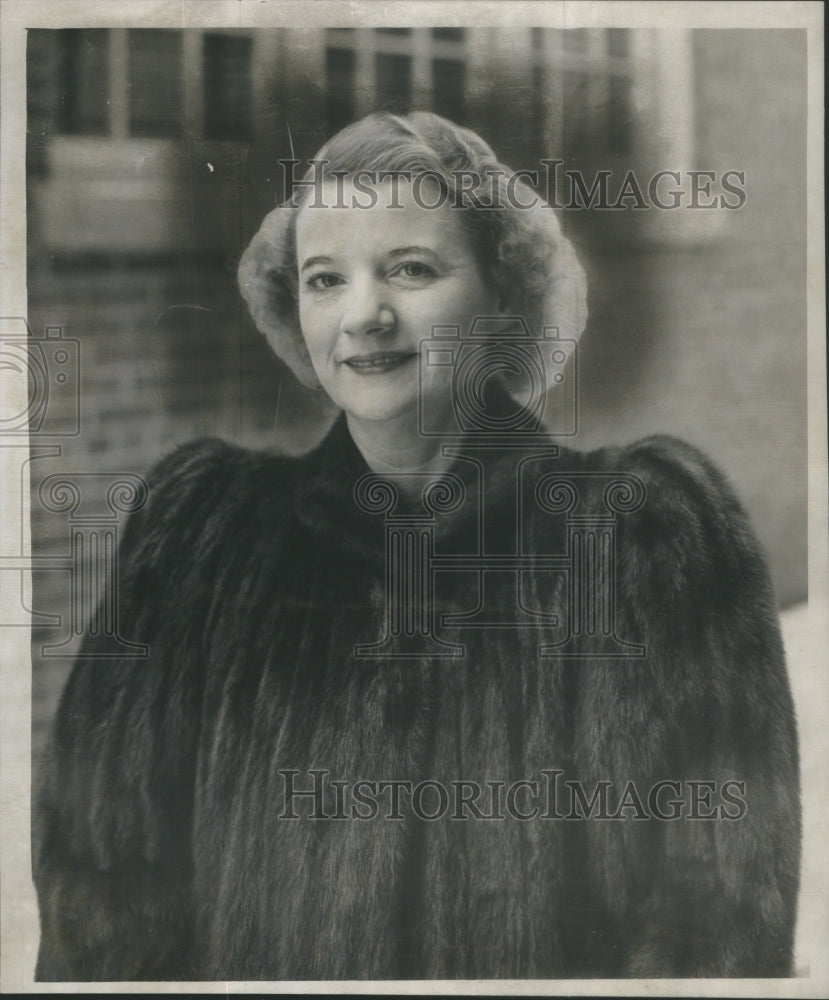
[321,364,455,429]
[340,395,418,425]
[330,381,415,425]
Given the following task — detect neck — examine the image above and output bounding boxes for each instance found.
[345,409,455,490]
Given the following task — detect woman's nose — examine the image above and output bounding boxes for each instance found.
[340,277,395,337]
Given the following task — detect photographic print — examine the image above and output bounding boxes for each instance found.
[1,1,825,994]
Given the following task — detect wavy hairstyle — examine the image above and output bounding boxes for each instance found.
[237,111,588,390]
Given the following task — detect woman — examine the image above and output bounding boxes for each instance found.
[34,112,800,980]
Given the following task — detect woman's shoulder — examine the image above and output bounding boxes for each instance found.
[579,432,748,520]
[126,437,305,557]
[146,436,295,488]
[574,433,771,600]
[612,433,739,498]
[605,433,752,529]
[143,436,304,507]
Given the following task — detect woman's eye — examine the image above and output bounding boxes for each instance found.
[392,261,436,281]
[307,273,343,291]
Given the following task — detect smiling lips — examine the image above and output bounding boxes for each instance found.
[342,351,417,374]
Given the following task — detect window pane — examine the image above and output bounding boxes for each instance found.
[375,53,411,113]
[562,69,590,152]
[432,58,465,123]
[563,29,589,53]
[57,29,109,135]
[128,30,183,139]
[432,28,465,42]
[375,28,411,36]
[326,47,356,133]
[203,34,253,141]
[28,30,61,173]
[607,28,630,58]
[532,62,545,149]
[607,74,632,155]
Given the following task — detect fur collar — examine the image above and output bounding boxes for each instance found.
[292,392,576,568]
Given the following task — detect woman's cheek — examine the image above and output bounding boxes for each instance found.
[302,296,340,335]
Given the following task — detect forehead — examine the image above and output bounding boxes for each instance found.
[295,178,472,258]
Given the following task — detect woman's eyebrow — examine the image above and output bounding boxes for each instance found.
[387,245,441,259]
[299,255,334,274]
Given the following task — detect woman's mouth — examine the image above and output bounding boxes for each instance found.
[343,352,417,375]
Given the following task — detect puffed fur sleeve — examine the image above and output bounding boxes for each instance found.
[33,438,245,981]
[573,434,801,977]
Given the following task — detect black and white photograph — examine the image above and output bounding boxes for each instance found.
[0,0,826,993]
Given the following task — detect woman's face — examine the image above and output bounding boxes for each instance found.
[295,177,500,427]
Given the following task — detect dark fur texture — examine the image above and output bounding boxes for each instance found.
[33,414,801,980]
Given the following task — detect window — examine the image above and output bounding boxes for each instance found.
[128,30,183,138]
[326,47,356,133]
[323,28,467,122]
[607,28,630,58]
[432,28,465,42]
[375,52,411,113]
[606,74,632,155]
[57,29,109,135]
[534,28,636,159]
[563,28,589,53]
[432,58,465,122]
[203,34,253,141]
[562,68,593,152]
[531,62,545,151]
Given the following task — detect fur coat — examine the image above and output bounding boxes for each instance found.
[33,411,801,980]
